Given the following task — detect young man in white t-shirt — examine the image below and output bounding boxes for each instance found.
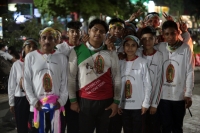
[56,21,82,133]
[156,20,194,133]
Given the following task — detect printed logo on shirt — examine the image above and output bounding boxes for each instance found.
[43,73,52,92]
[166,64,175,83]
[86,63,93,75]
[94,55,104,74]
[125,80,132,99]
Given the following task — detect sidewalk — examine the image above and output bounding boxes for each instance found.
[1,67,200,133]
[1,94,200,133]
[183,95,200,133]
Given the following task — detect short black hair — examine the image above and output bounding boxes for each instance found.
[141,26,156,37]
[89,19,108,32]
[147,12,159,16]
[66,21,82,30]
[0,44,5,49]
[108,18,125,26]
[162,20,178,32]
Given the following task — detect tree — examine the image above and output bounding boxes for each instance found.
[33,0,147,21]
[189,0,200,20]
[1,4,43,49]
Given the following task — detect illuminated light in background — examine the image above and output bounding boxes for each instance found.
[14,13,26,24]
[106,16,111,23]
[80,18,84,22]
[143,2,148,6]
[8,3,17,12]
[34,8,41,18]
[48,21,53,25]
[148,1,155,12]
[22,36,26,40]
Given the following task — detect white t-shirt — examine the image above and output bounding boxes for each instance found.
[8,59,25,106]
[137,49,163,108]
[156,42,194,101]
[119,57,152,109]
[24,50,68,112]
[56,41,75,57]
[0,50,13,60]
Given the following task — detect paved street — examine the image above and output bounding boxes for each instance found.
[1,70,200,133]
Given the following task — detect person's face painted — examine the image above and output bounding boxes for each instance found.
[89,24,106,44]
[39,32,56,53]
[162,27,179,45]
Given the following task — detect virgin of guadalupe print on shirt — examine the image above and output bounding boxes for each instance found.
[125,80,132,99]
[94,55,104,74]
[43,73,53,92]
[166,63,175,83]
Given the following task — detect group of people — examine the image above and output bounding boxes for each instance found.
[7,11,194,133]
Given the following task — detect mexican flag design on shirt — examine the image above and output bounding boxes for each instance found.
[74,44,114,100]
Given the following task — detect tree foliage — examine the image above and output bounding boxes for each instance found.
[33,0,147,20]
[189,0,200,20]
[1,9,42,49]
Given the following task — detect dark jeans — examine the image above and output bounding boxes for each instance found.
[145,109,161,133]
[122,109,145,133]
[79,98,113,133]
[14,96,30,133]
[158,99,185,133]
[28,111,65,133]
[108,114,122,133]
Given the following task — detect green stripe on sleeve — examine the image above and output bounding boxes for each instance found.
[113,100,120,105]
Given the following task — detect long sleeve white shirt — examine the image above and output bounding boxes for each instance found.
[56,41,74,57]
[24,50,68,112]
[137,49,163,108]
[156,42,194,101]
[8,59,25,106]
[119,57,152,109]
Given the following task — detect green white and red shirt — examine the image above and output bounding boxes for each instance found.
[68,42,121,104]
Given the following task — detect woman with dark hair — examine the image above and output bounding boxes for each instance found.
[8,39,37,133]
